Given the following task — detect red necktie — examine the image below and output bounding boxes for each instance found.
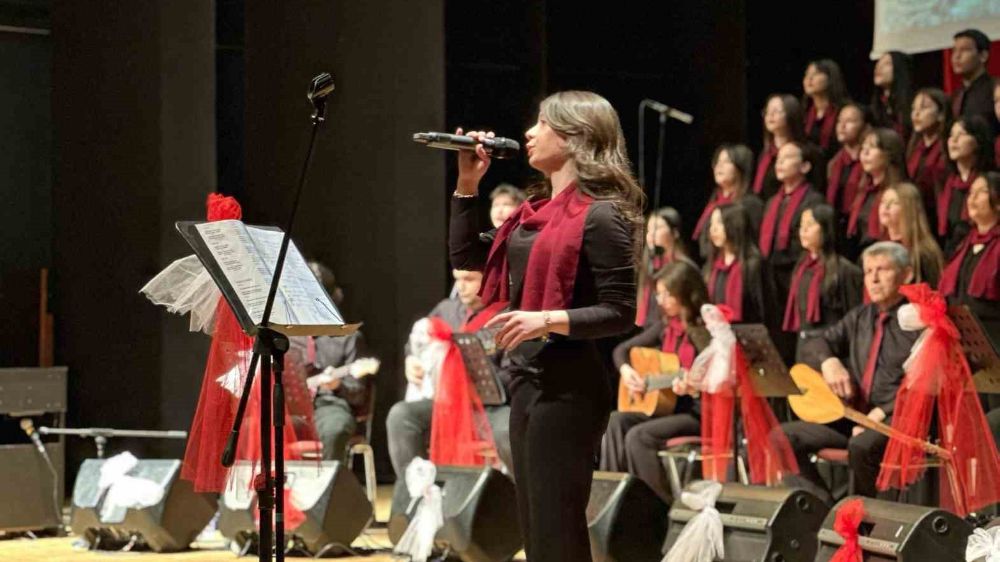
[860,311,889,403]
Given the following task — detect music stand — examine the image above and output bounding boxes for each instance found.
[452,332,507,406]
[949,305,1000,394]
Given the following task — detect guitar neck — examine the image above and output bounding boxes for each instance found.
[841,408,950,458]
[645,371,683,392]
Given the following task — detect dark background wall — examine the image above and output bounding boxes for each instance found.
[1,0,952,483]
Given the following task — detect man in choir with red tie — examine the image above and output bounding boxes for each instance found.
[777,242,920,505]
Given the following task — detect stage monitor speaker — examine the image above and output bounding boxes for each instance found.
[663,481,827,562]
[815,496,972,561]
[586,471,668,562]
[0,443,64,532]
[389,465,522,562]
[218,460,372,556]
[69,458,216,552]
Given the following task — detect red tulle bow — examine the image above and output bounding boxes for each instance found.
[830,498,865,562]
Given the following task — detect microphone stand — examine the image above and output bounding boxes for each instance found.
[218,72,333,562]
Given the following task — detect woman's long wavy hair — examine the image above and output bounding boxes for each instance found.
[883,182,944,284]
[531,90,646,261]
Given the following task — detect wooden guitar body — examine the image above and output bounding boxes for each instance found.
[618,348,681,417]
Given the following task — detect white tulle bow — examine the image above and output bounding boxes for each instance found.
[966,527,1000,562]
[97,452,166,521]
[393,457,444,562]
[662,480,725,562]
[687,304,736,393]
[140,254,221,334]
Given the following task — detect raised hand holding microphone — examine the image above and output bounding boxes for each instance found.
[455,127,494,195]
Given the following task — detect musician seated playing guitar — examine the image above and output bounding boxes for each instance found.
[777,241,919,505]
[599,261,711,503]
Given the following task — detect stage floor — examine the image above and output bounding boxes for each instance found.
[0,486,528,562]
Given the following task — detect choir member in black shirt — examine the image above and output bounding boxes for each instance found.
[877,182,944,287]
[940,116,994,255]
[601,261,710,502]
[489,183,527,228]
[827,102,873,217]
[753,94,806,200]
[693,143,764,261]
[803,59,849,160]
[846,128,907,259]
[636,207,696,327]
[783,204,862,361]
[704,202,768,324]
[778,241,920,504]
[951,29,998,134]
[907,88,951,219]
[871,51,914,140]
[451,90,641,562]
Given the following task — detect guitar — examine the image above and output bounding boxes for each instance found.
[618,348,686,417]
[306,357,380,393]
[787,364,949,459]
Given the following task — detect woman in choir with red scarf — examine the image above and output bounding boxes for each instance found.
[993,78,1000,168]
[845,128,906,259]
[802,59,849,160]
[877,182,944,287]
[704,202,769,324]
[635,207,695,328]
[907,88,951,218]
[450,91,642,562]
[826,102,872,218]
[693,143,764,261]
[870,51,913,140]
[752,94,806,200]
[783,203,862,361]
[600,261,710,502]
[940,115,995,256]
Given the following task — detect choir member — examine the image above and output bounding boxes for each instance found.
[782,204,862,361]
[636,207,696,327]
[951,28,998,134]
[778,242,919,504]
[846,128,907,257]
[803,59,849,159]
[877,182,945,287]
[941,116,994,255]
[489,183,527,228]
[939,171,1000,339]
[705,202,768,323]
[870,51,914,139]
[693,144,764,260]
[907,88,951,218]
[827,102,873,216]
[993,77,1000,167]
[753,94,806,200]
[601,261,710,502]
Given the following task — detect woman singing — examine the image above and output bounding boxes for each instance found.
[636,207,695,327]
[450,91,642,561]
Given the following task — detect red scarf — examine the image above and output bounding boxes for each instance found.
[782,254,824,331]
[829,498,865,562]
[759,182,810,257]
[876,284,1000,516]
[805,104,837,149]
[661,316,696,369]
[937,171,975,237]
[752,144,778,195]
[700,344,799,485]
[846,178,882,240]
[480,183,594,311]
[939,223,1000,300]
[708,256,744,322]
[906,137,945,196]
[827,149,863,214]
[428,302,506,467]
[692,190,734,242]
[635,255,669,326]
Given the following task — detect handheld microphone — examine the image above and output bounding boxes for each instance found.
[413,132,520,159]
[642,99,694,125]
[20,418,46,455]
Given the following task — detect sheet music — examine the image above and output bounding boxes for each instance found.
[193,220,343,327]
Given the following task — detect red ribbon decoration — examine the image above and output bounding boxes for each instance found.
[830,498,865,562]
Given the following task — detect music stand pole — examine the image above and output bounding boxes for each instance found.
[218,72,333,562]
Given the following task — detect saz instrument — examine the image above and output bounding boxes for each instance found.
[307,357,380,393]
[618,348,685,417]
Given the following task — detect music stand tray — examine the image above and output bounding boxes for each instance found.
[949,305,1000,394]
[451,332,507,406]
[732,324,801,398]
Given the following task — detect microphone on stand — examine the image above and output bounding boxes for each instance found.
[642,99,694,125]
[20,418,47,456]
[307,72,335,122]
[413,132,520,159]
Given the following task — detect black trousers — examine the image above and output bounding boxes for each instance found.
[509,368,611,562]
[778,419,888,505]
[600,411,700,503]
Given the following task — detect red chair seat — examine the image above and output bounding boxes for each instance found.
[816,448,848,463]
[665,436,703,449]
